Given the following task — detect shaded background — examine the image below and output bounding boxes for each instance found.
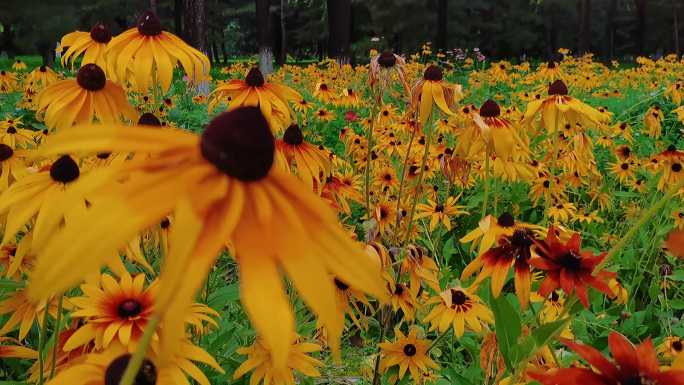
[0,0,681,66]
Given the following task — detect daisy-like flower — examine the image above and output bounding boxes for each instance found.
[57,23,112,69]
[522,79,606,133]
[423,286,493,337]
[314,108,335,122]
[529,332,684,385]
[46,340,223,385]
[37,63,137,130]
[275,123,331,191]
[0,70,18,93]
[233,337,323,385]
[460,212,543,255]
[379,327,438,382]
[106,11,210,93]
[0,287,58,341]
[369,51,410,94]
[26,65,61,89]
[530,226,615,307]
[415,196,467,231]
[25,107,386,368]
[209,66,301,131]
[0,144,27,191]
[462,228,537,308]
[400,244,440,292]
[472,99,528,159]
[0,235,32,279]
[312,81,335,103]
[610,160,636,184]
[11,59,27,71]
[63,272,155,351]
[333,276,374,329]
[385,273,418,322]
[658,336,684,362]
[644,105,664,138]
[547,202,577,223]
[410,65,459,126]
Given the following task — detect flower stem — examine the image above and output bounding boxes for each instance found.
[402,121,433,245]
[118,314,160,385]
[38,302,50,385]
[49,295,64,379]
[481,149,490,219]
[427,329,450,352]
[392,120,418,244]
[364,102,379,212]
[371,307,389,385]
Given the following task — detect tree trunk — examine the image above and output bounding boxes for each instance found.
[605,0,617,60]
[578,0,591,54]
[279,0,287,65]
[635,0,647,55]
[174,0,183,37]
[150,0,157,13]
[36,40,54,66]
[675,0,680,56]
[256,0,274,74]
[545,2,558,60]
[436,0,447,51]
[221,40,229,64]
[327,0,351,64]
[183,0,207,53]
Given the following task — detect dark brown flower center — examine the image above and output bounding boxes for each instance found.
[0,144,13,161]
[245,66,265,87]
[378,51,397,68]
[76,63,106,91]
[479,99,500,118]
[39,66,47,72]
[334,278,349,291]
[160,218,171,228]
[200,107,275,182]
[557,251,582,271]
[548,79,568,95]
[423,65,443,81]
[283,124,304,145]
[620,163,629,170]
[673,340,683,352]
[0,71,5,76]
[394,284,404,295]
[105,354,157,385]
[672,163,682,173]
[96,152,111,159]
[117,299,143,318]
[547,61,556,69]
[138,112,161,126]
[90,23,112,43]
[497,212,515,227]
[451,289,467,305]
[403,344,417,357]
[137,11,162,36]
[50,155,80,184]
[6,126,16,134]
[511,229,532,248]
[622,376,645,385]
[435,204,444,212]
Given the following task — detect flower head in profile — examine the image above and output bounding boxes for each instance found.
[106,10,210,93]
[530,226,615,307]
[209,66,301,132]
[410,64,461,126]
[57,22,112,69]
[26,106,387,369]
[369,51,410,95]
[529,332,684,385]
[37,63,137,130]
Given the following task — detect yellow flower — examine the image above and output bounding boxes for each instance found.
[423,285,493,337]
[25,107,387,368]
[37,64,137,130]
[410,65,460,126]
[57,23,112,70]
[379,327,438,382]
[106,11,210,92]
[0,287,59,341]
[234,337,323,385]
[415,196,467,231]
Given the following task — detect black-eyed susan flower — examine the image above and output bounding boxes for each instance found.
[0,144,27,190]
[234,337,323,385]
[37,63,137,130]
[0,70,18,93]
[209,66,301,131]
[644,105,664,138]
[415,196,467,231]
[275,123,330,191]
[313,81,336,103]
[26,107,387,369]
[385,274,418,322]
[369,51,409,94]
[423,286,493,337]
[26,66,61,89]
[46,340,223,385]
[106,11,210,93]
[400,244,440,292]
[530,226,615,308]
[460,212,543,254]
[11,59,27,71]
[658,336,684,362]
[379,327,438,382]
[410,65,460,126]
[462,229,537,308]
[57,23,112,69]
[0,287,58,341]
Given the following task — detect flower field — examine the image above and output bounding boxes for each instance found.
[2,12,684,385]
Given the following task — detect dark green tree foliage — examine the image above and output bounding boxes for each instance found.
[0,0,683,63]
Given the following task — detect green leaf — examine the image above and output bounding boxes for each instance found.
[441,236,456,265]
[0,278,23,290]
[531,318,570,348]
[208,283,239,308]
[491,295,522,371]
